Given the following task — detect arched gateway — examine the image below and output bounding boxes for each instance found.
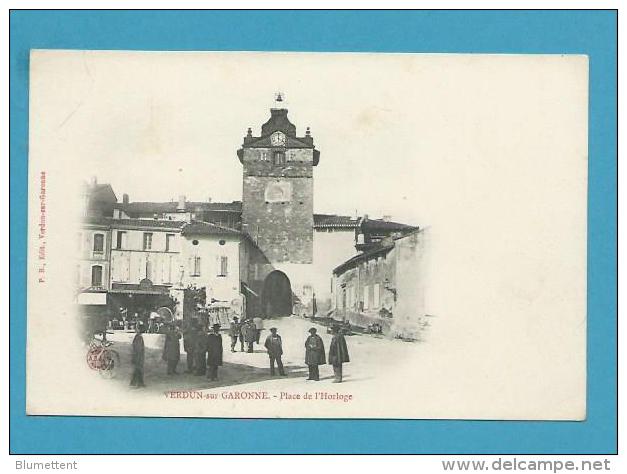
[262,271,292,317]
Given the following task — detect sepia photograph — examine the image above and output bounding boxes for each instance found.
[25,50,588,420]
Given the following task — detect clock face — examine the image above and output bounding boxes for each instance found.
[270,131,286,146]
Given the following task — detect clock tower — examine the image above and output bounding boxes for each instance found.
[237,95,320,266]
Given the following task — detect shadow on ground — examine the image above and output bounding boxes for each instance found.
[109,342,310,393]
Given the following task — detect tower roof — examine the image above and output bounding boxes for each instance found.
[261,108,296,137]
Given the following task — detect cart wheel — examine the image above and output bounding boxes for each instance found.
[99,349,121,379]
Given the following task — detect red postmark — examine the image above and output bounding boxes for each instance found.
[86,346,104,370]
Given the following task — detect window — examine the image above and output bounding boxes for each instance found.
[93,233,104,252]
[191,256,201,277]
[273,151,286,165]
[113,255,130,282]
[219,256,228,276]
[91,265,103,287]
[143,232,153,250]
[286,150,295,161]
[165,234,175,252]
[373,283,380,308]
[116,231,126,249]
[363,285,370,310]
[260,151,268,161]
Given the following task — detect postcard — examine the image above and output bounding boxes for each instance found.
[26,51,587,419]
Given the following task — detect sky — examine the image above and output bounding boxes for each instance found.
[29,51,472,226]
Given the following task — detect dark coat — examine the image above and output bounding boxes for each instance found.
[305,334,326,365]
[162,331,181,361]
[194,332,209,354]
[328,334,350,365]
[132,333,145,368]
[264,334,283,357]
[183,327,198,352]
[228,321,242,338]
[242,321,257,343]
[206,333,223,366]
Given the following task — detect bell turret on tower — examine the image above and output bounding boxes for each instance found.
[238,96,320,264]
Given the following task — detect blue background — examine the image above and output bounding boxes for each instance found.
[9,10,617,454]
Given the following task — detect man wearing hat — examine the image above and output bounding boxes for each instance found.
[194,325,210,376]
[162,323,182,375]
[183,319,199,374]
[206,323,223,381]
[304,327,326,381]
[328,325,350,383]
[229,316,244,352]
[130,323,146,388]
[242,318,257,353]
[264,327,286,376]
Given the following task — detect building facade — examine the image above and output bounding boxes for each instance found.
[78,98,427,335]
[332,229,429,339]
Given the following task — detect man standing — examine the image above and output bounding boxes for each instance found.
[243,319,257,353]
[130,323,146,388]
[264,327,286,376]
[328,325,350,383]
[253,316,264,344]
[206,323,223,381]
[183,319,199,374]
[304,327,325,381]
[162,324,182,375]
[229,316,244,352]
[194,326,209,376]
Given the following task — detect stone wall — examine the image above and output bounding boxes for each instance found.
[241,147,314,264]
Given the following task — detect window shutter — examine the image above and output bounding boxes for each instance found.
[124,256,130,282]
[110,255,117,282]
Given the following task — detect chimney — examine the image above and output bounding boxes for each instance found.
[382,215,392,222]
[90,176,97,186]
[177,195,186,211]
[122,193,129,204]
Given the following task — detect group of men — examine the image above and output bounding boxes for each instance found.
[305,326,350,382]
[228,316,263,353]
[129,317,351,389]
[182,320,224,380]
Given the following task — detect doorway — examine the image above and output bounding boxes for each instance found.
[262,271,293,317]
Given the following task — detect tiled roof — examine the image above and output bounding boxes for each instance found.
[115,201,242,216]
[82,216,113,227]
[181,221,240,237]
[111,219,186,230]
[313,214,359,228]
[333,244,395,275]
[361,218,418,233]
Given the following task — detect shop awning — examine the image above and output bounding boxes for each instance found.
[77,291,108,305]
[110,282,171,295]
